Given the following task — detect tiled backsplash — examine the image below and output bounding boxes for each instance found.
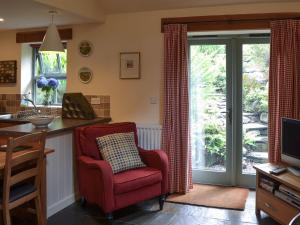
[85,95,110,117]
[0,94,21,113]
[0,94,110,118]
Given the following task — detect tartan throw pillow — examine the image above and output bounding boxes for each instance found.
[96,132,146,174]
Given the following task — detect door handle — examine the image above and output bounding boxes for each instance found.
[227,108,232,124]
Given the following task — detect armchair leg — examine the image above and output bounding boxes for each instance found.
[159,194,166,210]
[79,197,86,207]
[105,212,113,221]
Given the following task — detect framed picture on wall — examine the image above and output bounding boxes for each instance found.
[0,60,17,83]
[120,52,140,79]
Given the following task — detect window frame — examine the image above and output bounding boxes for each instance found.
[32,46,67,106]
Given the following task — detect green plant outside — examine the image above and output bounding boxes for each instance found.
[190,44,227,167]
[190,43,269,167]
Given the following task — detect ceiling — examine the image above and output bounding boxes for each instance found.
[0,0,298,30]
[0,0,94,30]
[99,0,297,14]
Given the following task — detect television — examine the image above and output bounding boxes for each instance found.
[281,118,300,176]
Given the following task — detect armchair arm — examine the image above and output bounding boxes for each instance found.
[79,155,112,172]
[78,156,115,213]
[138,148,169,194]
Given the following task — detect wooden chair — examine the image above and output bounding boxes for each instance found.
[0,132,46,225]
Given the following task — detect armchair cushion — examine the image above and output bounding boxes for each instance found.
[113,167,162,194]
[96,132,145,174]
[76,122,139,160]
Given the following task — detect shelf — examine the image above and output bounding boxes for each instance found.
[254,163,300,192]
[257,187,298,225]
[255,164,300,225]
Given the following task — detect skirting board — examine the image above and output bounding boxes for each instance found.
[47,194,76,218]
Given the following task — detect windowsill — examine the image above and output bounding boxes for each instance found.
[21,105,62,109]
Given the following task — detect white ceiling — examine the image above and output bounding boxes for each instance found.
[0,0,94,30]
[99,0,297,14]
[0,0,299,30]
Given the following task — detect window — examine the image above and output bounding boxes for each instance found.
[32,46,67,105]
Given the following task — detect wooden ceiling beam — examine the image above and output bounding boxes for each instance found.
[16,28,72,43]
[161,13,300,32]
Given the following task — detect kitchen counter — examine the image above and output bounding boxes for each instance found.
[0,116,111,218]
[0,116,111,136]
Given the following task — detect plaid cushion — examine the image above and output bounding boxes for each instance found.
[96,132,145,174]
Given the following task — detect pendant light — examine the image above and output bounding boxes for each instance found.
[39,10,64,53]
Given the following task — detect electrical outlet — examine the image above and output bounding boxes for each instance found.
[91,97,101,105]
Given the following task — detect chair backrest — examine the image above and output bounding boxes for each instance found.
[75,122,138,159]
[3,132,47,206]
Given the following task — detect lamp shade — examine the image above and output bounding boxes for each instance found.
[39,23,65,52]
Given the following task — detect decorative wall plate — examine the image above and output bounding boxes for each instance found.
[78,67,93,83]
[78,40,93,57]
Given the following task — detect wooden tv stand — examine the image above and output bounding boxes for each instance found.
[254,163,300,225]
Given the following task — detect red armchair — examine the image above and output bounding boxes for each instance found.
[75,122,169,219]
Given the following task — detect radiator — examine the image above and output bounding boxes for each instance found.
[136,124,162,150]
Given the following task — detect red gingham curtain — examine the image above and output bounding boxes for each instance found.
[162,24,192,194]
[269,20,300,163]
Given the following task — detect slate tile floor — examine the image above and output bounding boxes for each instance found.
[45,191,279,225]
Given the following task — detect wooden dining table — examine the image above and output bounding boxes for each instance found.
[0,146,54,225]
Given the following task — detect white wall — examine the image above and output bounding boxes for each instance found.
[67,14,163,124]
[21,44,33,95]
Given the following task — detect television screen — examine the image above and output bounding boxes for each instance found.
[282,118,300,160]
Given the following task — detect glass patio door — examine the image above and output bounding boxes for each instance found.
[236,38,270,187]
[189,35,270,187]
[189,39,233,185]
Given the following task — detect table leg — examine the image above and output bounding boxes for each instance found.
[255,208,261,216]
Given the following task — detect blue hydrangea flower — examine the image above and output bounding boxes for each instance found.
[37,76,48,88]
[48,78,59,89]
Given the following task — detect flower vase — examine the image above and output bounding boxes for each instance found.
[42,89,52,106]
[37,76,58,106]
